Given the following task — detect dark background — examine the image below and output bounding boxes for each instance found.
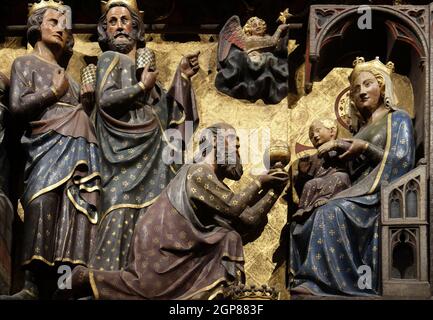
[1,0,430,39]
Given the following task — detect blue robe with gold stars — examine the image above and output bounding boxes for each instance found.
[290,110,415,296]
[90,50,198,271]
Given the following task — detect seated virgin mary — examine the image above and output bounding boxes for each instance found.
[289,57,416,296]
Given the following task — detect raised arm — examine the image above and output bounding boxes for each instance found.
[187,164,263,219]
[245,24,289,51]
[96,52,157,118]
[237,189,279,228]
[270,24,289,46]
[187,164,287,221]
[317,137,384,166]
[166,51,200,114]
[9,60,67,122]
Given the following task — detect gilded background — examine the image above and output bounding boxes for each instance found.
[0,35,414,299]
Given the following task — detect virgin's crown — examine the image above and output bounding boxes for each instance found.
[352,56,395,76]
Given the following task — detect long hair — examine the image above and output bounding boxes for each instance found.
[97,4,146,52]
[27,7,74,68]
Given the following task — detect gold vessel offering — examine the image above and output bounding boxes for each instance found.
[264,141,291,177]
[80,63,97,87]
[136,47,156,80]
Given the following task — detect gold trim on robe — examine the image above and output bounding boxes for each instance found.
[368,112,392,194]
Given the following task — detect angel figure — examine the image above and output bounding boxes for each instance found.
[215,16,289,104]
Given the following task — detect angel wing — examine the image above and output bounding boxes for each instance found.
[218,15,247,63]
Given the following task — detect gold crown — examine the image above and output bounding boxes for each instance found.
[350,56,395,82]
[101,0,144,17]
[28,0,64,17]
[225,284,279,300]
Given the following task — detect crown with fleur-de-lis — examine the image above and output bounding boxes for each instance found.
[224,284,279,300]
[349,56,399,117]
[101,0,144,17]
[28,0,65,17]
[350,56,395,82]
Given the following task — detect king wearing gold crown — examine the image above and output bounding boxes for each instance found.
[289,57,416,297]
[27,0,65,17]
[100,0,144,18]
[1,0,101,299]
[84,0,201,275]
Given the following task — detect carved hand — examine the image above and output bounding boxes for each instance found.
[338,138,369,161]
[317,140,339,158]
[317,139,355,159]
[179,51,200,78]
[80,83,94,96]
[140,64,158,91]
[258,172,289,192]
[52,68,69,99]
[278,24,290,32]
[80,83,95,114]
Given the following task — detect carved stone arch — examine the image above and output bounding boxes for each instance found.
[391,228,418,280]
[306,4,433,297]
[310,6,428,63]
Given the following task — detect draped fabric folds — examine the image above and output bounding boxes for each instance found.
[87,164,244,299]
[10,55,101,267]
[290,110,415,296]
[90,51,199,271]
[215,45,289,105]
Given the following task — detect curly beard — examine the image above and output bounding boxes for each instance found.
[216,149,243,181]
[107,31,136,54]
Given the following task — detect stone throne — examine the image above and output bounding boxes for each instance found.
[304,4,432,298]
